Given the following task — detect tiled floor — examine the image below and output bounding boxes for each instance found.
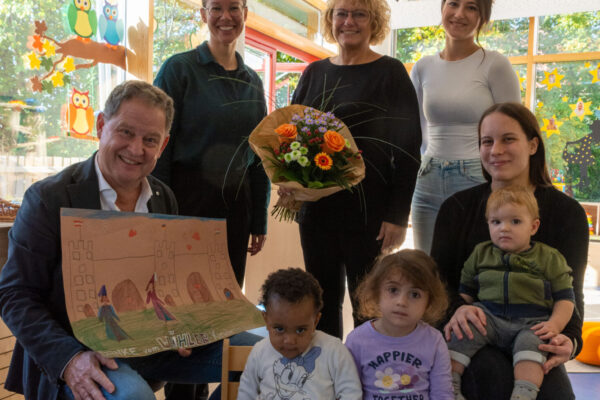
[568,373,600,399]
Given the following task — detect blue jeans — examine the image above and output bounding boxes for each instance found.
[62,332,259,400]
[411,156,486,254]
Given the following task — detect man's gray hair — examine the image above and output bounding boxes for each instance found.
[103,80,175,133]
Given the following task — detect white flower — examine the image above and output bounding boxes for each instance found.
[300,147,308,155]
[290,141,301,150]
[298,156,310,167]
[374,367,401,390]
[284,153,293,163]
[290,150,302,160]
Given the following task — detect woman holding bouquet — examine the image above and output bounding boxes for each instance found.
[410,0,521,254]
[291,0,421,338]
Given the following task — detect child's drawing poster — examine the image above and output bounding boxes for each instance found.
[60,208,263,358]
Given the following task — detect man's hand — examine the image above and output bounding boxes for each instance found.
[177,348,192,357]
[248,234,266,256]
[64,351,118,400]
[376,222,407,253]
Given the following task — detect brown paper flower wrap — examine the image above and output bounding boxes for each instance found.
[249,105,366,221]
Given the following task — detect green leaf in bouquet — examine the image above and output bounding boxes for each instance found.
[280,168,301,183]
[301,168,311,184]
[307,181,324,189]
[320,181,339,188]
[264,155,283,169]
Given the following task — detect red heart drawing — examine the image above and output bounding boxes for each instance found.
[129,229,136,237]
[192,232,200,241]
[186,244,192,250]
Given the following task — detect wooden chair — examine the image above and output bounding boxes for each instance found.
[221,338,252,400]
[0,319,23,400]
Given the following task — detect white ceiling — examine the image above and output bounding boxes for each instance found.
[390,0,600,29]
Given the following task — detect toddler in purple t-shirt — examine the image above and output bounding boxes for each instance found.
[345,250,453,400]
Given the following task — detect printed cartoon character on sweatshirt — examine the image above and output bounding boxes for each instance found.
[272,347,322,400]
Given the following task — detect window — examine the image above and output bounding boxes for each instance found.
[248,0,321,41]
[245,29,315,112]
[0,0,123,202]
[395,11,600,202]
[153,0,204,78]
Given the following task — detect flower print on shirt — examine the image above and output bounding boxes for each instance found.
[375,367,401,391]
[374,366,420,393]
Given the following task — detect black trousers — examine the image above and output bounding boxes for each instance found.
[164,383,208,400]
[299,223,381,339]
[225,210,251,287]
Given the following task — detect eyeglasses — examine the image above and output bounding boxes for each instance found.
[203,5,246,18]
[332,9,370,22]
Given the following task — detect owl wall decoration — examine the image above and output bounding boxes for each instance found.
[68,88,95,138]
[67,0,98,41]
[99,1,124,48]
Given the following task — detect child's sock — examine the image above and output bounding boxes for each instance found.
[451,371,466,400]
[510,380,539,400]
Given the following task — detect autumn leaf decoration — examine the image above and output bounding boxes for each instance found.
[25,20,126,94]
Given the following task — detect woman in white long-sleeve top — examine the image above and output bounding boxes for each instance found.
[410,0,521,254]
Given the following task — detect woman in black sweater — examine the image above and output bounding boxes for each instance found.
[432,102,588,399]
[291,0,421,338]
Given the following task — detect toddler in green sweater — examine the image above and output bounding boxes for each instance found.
[447,186,575,400]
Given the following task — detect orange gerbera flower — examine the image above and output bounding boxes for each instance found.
[314,152,333,170]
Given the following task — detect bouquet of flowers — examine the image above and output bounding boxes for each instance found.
[249,105,365,221]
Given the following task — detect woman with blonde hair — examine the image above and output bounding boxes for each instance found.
[410,0,521,254]
[291,0,421,338]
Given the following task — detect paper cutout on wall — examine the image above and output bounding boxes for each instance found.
[99,1,125,48]
[66,0,98,41]
[541,68,564,91]
[60,209,263,358]
[25,15,125,94]
[569,98,593,121]
[541,115,563,137]
[516,70,525,91]
[589,63,600,84]
[562,120,600,189]
[64,88,98,141]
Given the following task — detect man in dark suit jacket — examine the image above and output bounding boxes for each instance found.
[0,81,255,400]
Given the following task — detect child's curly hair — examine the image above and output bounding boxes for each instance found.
[355,249,448,325]
[260,268,324,313]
